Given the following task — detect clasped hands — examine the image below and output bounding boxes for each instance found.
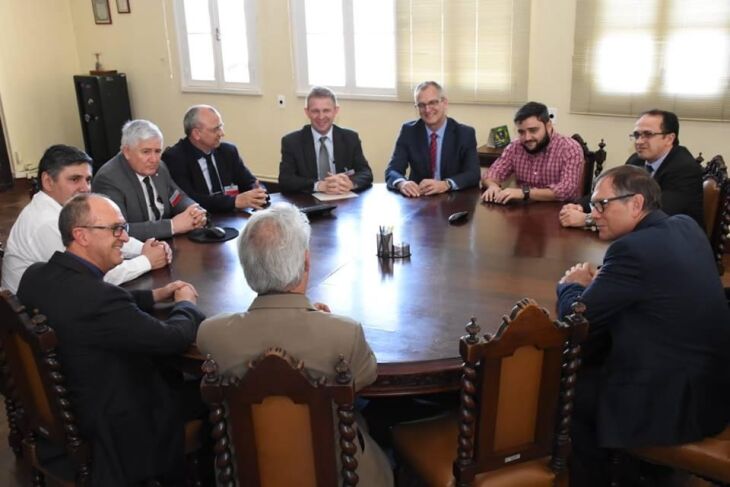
[397,179,449,197]
[172,204,207,234]
[317,172,354,195]
[559,262,599,287]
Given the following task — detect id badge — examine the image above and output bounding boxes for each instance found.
[223,185,239,197]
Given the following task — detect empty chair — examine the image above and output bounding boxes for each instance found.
[701,155,729,274]
[572,134,606,197]
[392,298,588,487]
[201,348,360,487]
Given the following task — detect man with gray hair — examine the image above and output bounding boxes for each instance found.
[556,165,730,485]
[93,119,207,240]
[197,202,393,486]
[385,80,480,197]
[164,105,268,212]
[279,86,373,194]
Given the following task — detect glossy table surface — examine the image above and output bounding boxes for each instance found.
[128,184,609,395]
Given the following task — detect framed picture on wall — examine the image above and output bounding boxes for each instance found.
[92,0,112,25]
[116,0,130,14]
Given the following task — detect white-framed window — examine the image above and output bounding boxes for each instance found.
[173,0,259,94]
[572,0,730,121]
[290,0,531,104]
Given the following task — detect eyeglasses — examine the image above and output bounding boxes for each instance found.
[415,99,442,111]
[629,131,668,141]
[589,194,636,213]
[77,223,129,237]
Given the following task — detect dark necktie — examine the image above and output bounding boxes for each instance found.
[204,153,222,193]
[142,176,161,220]
[645,164,654,175]
[317,136,330,180]
[429,132,438,178]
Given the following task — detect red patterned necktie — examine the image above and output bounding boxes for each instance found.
[429,132,438,178]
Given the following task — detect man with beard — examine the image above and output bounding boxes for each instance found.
[482,101,583,203]
[558,109,703,229]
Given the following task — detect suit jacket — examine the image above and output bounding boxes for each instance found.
[385,117,480,190]
[278,124,373,193]
[93,152,195,240]
[163,138,257,212]
[17,251,205,486]
[197,293,393,487]
[626,145,704,226]
[557,211,730,448]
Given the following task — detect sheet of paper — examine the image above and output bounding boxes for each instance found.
[313,191,358,201]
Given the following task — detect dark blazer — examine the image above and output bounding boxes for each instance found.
[17,251,205,486]
[279,124,373,193]
[163,138,257,213]
[557,211,730,449]
[93,152,195,240]
[626,145,704,226]
[385,117,480,190]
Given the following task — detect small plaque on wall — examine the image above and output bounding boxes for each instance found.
[116,0,131,14]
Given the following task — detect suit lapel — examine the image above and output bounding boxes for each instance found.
[183,138,210,192]
[440,118,456,177]
[415,120,429,174]
[119,154,150,219]
[302,126,318,178]
[332,125,345,173]
[652,146,677,182]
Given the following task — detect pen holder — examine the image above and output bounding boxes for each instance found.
[377,232,411,259]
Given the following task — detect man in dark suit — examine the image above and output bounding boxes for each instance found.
[556,165,730,486]
[164,105,268,212]
[93,119,208,240]
[385,80,480,197]
[559,109,703,229]
[279,86,373,194]
[17,193,206,486]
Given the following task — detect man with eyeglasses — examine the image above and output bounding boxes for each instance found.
[556,165,730,486]
[1,144,171,294]
[559,109,703,229]
[279,86,373,194]
[164,105,268,212]
[17,192,206,485]
[482,101,584,204]
[93,119,208,240]
[385,81,480,197]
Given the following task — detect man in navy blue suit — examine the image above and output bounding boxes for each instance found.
[385,81,480,197]
[556,165,730,485]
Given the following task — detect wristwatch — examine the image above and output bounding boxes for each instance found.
[445,179,454,191]
[522,185,530,201]
[584,214,597,230]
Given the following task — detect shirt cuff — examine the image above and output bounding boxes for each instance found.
[446,178,458,191]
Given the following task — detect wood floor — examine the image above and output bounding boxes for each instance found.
[0,179,726,485]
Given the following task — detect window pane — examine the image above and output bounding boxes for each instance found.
[594,33,654,93]
[664,30,728,96]
[669,0,729,26]
[184,0,214,81]
[353,0,395,88]
[304,0,345,86]
[218,0,250,83]
[600,0,657,28]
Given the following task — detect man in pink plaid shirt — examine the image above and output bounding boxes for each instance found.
[481,102,583,204]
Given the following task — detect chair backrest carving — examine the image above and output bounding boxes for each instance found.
[0,289,90,485]
[572,134,607,197]
[201,347,358,487]
[702,155,729,274]
[453,299,588,484]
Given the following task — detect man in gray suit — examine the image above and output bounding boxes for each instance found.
[93,119,207,240]
[197,203,394,486]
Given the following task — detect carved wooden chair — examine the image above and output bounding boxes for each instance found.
[0,289,91,486]
[701,155,729,274]
[200,348,359,487]
[572,134,606,197]
[392,299,588,487]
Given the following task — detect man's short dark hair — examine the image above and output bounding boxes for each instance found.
[639,109,680,147]
[37,145,93,182]
[58,193,95,247]
[514,101,550,124]
[595,165,661,212]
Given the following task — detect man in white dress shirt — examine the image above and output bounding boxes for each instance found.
[1,144,171,293]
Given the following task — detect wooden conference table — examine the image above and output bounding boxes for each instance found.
[127,184,608,397]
